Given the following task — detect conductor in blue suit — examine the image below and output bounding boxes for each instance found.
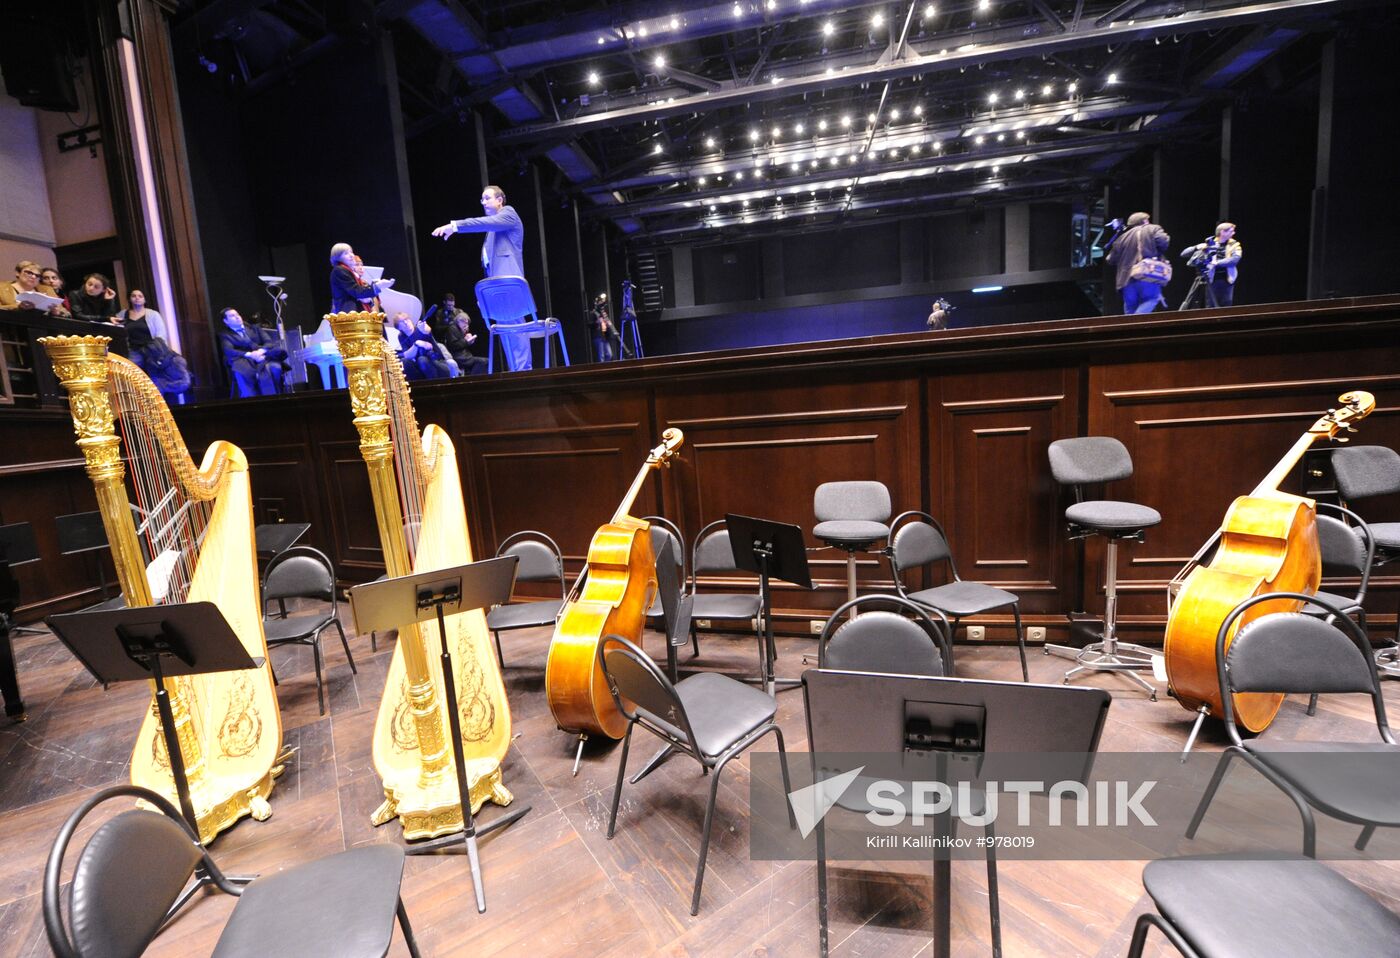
[432,185,532,370]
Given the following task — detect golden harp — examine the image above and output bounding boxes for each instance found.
[329,312,514,839]
[41,336,284,843]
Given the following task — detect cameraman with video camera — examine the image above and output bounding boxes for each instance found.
[1183,223,1242,308]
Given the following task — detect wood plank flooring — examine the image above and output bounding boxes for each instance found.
[2,611,1398,957]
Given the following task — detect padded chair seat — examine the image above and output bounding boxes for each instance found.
[643,672,776,759]
[907,580,1019,617]
[1240,741,1400,825]
[487,598,563,631]
[690,593,762,621]
[212,844,406,958]
[1143,854,1400,958]
[1302,591,1363,617]
[814,519,891,548]
[262,612,333,643]
[1064,500,1161,532]
[1368,521,1400,553]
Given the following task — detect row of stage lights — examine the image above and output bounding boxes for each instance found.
[585,2,998,88]
[657,77,1093,157]
[694,166,1013,221]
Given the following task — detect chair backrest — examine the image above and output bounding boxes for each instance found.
[1331,444,1400,502]
[475,277,538,326]
[1314,505,1372,580]
[644,515,685,578]
[597,635,701,755]
[818,595,949,676]
[813,481,892,523]
[889,511,954,578]
[496,531,565,592]
[654,538,685,641]
[691,520,743,577]
[263,545,336,605]
[1047,437,1133,487]
[1216,593,1392,743]
[44,786,208,958]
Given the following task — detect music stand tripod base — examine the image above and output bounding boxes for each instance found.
[348,558,529,914]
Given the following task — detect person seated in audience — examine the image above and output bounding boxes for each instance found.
[329,243,393,313]
[219,306,286,397]
[114,290,192,400]
[390,311,453,381]
[40,267,64,296]
[66,273,119,324]
[0,260,67,315]
[429,292,487,375]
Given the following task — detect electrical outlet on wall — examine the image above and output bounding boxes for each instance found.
[966,625,986,641]
[810,620,825,635]
[694,619,711,630]
[1027,626,1047,642]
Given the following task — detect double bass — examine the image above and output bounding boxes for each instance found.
[1164,390,1375,734]
[546,429,684,742]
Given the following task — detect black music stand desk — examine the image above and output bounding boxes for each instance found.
[726,514,812,694]
[45,601,263,915]
[0,522,42,719]
[55,511,115,603]
[348,556,529,915]
[803,670,1110,958]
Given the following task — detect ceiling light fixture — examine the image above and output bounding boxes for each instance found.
[587,70,599,85]
[653,54,666,68]
[822,20,835,36]
[705,136,716,148]
[871,12,885,28]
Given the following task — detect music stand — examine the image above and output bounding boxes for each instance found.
[347,556,530,914]
[45,601,263,914]
[725,514,812,694]
[56,511,113,602]
[0,522,44,638]
[803,670,1110,958]
[0,523,41,720]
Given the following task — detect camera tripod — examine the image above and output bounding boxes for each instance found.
[1178,266,1220,311]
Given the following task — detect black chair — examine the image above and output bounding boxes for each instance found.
[1332,444,1400,677]
[43,784,422,958]
[688,519,763,662]
[812,481,892,615]
[1301,504,1376,715]
[262,546,356,715]
[887,510,1029,682]
[1185,593,1400,858]
[813,595,1001,957]
[1044,436,1162,698]
[817,594,951,676]
[1129,854,1400,958]
[485,531,566,666]
[600,635,791,915]
[643,515,685,622]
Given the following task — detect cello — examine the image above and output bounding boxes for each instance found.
[1164,390,1375,740]
[545,429,685,748]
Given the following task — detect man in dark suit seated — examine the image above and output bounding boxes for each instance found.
[390,312,453,381]
[429,293,488,375]
[218,306,287,397]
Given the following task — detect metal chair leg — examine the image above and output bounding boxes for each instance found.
[817,821,830,958]
[397,899,423,958]
[1186,748,1236,840]
[606,724,633,839]
[492,630,504,668]
[312,637,326,715]
[985,820,1002,958]
[1357,824,1377,851]
[334,620,356,674]
[1012,604,1028,683]
[691,757,727,915]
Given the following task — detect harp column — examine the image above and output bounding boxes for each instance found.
[41,335,211,793]
[329,314,453,794]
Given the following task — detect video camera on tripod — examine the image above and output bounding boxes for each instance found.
[1181,242,1226,273]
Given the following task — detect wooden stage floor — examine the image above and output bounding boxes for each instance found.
[2,610,1398,957]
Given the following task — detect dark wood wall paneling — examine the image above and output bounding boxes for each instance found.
[7,298,1400,645]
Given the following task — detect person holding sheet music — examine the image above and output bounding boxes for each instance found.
[328,243,393,314]
[0,260,67,315]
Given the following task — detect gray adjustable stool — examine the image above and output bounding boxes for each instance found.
[813,481,891,619]
[1046,437,1162,698]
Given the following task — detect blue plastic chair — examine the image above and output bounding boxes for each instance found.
[474,277,570,373]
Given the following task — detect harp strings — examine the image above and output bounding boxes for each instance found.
[110,373,210,608]
[384,358,426,563]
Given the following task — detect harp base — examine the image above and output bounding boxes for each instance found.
[141,764,284,846]
[372,757,515,841]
